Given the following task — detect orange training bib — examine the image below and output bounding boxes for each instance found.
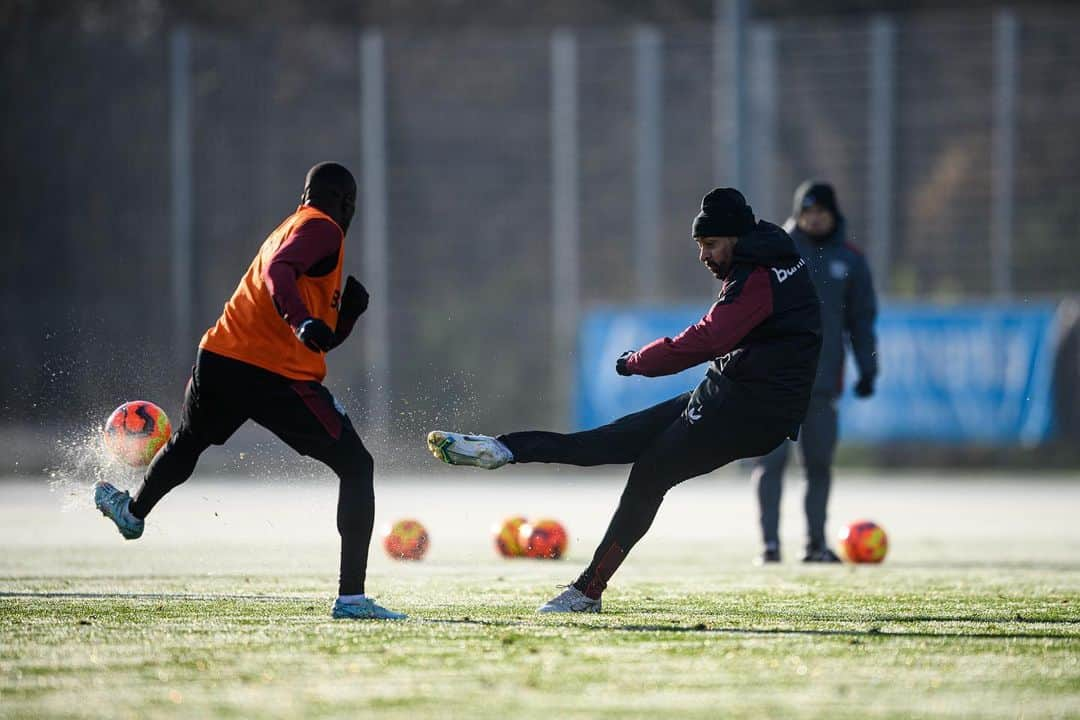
[200,205,343,382]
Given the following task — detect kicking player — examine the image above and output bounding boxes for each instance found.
[94,162,404,620]
[427,188,823,613]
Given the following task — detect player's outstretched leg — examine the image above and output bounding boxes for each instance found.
[95,353,245,540]
[94,427,209,540]
[427,393,692,471]
[93,482,144,539]
[427,431,514,469]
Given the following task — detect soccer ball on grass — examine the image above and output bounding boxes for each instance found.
[839,519,888,563]
[383,519,430,561]
[519,519,569,560]
[493,515,529,557]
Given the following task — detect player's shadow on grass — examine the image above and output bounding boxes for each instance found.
[423,617,1077,641]
[825,614,1080,625]
[886,560,1080,572]
[603,623,1077,641]
[0,591,311,602]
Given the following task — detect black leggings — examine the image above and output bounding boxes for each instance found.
[130,350,374,596]
[752,394,839,550]
[501,387,791,598]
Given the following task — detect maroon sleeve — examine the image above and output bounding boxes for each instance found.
[263,218,342,330]
[624,266,774,377]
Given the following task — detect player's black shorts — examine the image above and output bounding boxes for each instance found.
[180,349,355,457]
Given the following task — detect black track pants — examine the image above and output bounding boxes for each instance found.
[500,381,793,597]
[130,349,374,596]
[752,394,838,550]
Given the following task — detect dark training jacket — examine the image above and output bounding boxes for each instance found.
[625,220,823,425]
[783,216,878,397]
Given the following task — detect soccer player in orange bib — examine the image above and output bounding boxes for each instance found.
[94,162,404,620]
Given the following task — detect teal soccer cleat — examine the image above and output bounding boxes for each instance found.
[331,597,407,620]
[93,482,145,540]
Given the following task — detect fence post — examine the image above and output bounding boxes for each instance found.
[169,26,192,365]
[360,30,391,437]
[634,25,663,301]
[992,8,1018,298]
[868,14,896,292]
[551,30,580,426]
[748,21,777,220]
[714,0,749,189]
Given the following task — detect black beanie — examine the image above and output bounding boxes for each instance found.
[792,180,839,217]
[692,188,757,238]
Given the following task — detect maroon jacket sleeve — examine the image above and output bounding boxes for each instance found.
[624,266,774,377]
[263,218,342,330]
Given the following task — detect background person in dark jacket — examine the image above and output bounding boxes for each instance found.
[753,180,878,564]
[426,188,822,613]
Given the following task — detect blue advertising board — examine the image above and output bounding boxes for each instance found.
[576,302,1063,446]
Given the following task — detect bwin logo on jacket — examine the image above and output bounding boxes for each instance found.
[771,257,806,283]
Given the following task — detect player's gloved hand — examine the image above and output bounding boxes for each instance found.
[328,276,369,350]
[296,317,336,353]
[615,350,635,376]
[854,376,875,398]
[339,275,369,320]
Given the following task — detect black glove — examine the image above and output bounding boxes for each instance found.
[615,350,635,377]
[339,275,369,320]
[329,276,369,350]
[296,317,335,353]
[854,376,875,398]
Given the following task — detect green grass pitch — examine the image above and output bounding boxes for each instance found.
[2,473,1079,718]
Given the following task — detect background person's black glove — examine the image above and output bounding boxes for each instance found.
[296,317,335,353]
[615,350,635,376]
[854,375,875,398]
[339,275,369,320]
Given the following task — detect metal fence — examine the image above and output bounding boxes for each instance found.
[3,4,1079,450]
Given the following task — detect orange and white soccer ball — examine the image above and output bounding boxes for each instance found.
[519,519,569,560]
[383,519,430,561]
[493,515,529,558]
[839,519,888,563]
[102,400,172,467]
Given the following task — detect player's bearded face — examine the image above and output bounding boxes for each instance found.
[696,236,737,279]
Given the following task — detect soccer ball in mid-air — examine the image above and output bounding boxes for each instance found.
[493,515,529,558]
[519,519,569,559]
[839,520,888,563]
[103,400,172,467]
[383,519,429,561]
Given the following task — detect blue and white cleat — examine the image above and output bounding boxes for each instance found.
[426,431,513,470]
[331,596,407,620]
[93,481,144,540]
[537,586,601,614]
